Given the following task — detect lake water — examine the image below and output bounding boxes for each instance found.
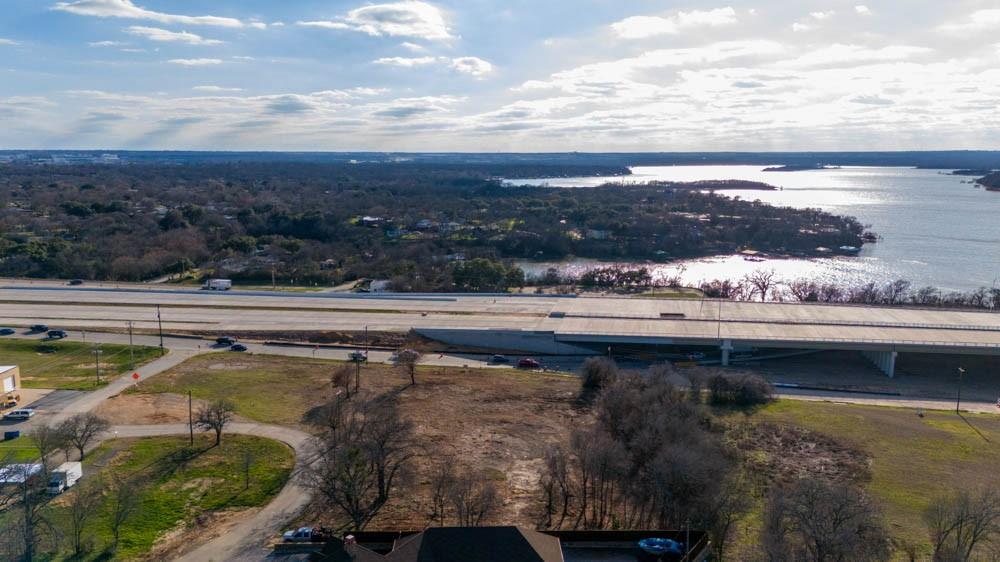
[509,166,1000,292]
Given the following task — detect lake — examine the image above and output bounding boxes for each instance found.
[509,166,1000,292]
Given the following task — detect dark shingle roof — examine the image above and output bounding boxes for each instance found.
[385,527,564,562]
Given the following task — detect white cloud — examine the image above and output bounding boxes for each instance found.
[810,11,835,20]
[780,44,932,68]
[0,38,19,46]
[939,9,1000,34]
[192,85,243,92]
[855,5,872,16]
[791,22,813,32]
[611,7,738,39]
[401,41,426,52]
[88,40,124,47]
[126,26,223,46]
[450,56,493,77]
[374,56,437,67]
[167,58,223,66]
[52,0,250,28]
[297,1,452,41]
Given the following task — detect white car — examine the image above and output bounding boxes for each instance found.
[3,408,35,420]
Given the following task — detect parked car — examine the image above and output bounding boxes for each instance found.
[230,343,247,352]
[3,409,35,421]
[47,330,68,340]
[282,527,332,543]
[29,324,49,333]
[0,328,15,336]
[517,358,541,369]
[68,279,84,286]
[216,336,237,346]
[491,354,509,364]
[349,350,367,362]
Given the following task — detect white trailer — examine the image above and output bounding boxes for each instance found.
[47,462,82,494]
[203,278,232,291]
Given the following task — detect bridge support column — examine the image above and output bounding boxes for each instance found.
[862,350,897,378]
[720,339,733,366]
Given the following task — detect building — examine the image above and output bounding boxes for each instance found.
[312,527,709,562]
[1,365,19,394]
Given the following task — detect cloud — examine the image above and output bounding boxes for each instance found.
[167,58,223,66]
[791,22,813,32]
[370,95,463,118]
[450,56,493,77]
[401,41,426,52]
[0,38,19,46]
[265,95,314,114]
[297,1,452,41]
[192,85,243,93]
[374,56,437,67]
[88,40,124,47]
[850,94,894,105]
[126,26,223,45]
[855,5,872,16]
[611,7,738,39]
[780,44,932,68]
[810,11,835,20]
[52,0,250,27]
[939,9,1000,34]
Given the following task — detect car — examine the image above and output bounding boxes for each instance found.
[0,328,15,336]
[282,526,331,543]
[349,350,367,362]
[216,336,237,346]
[47,330,68,339]
[3,408,35,421]
[491,354,509,363]
[68,279,84,286]
[517,358,541,369]
[230,343,247,352]
[29,324,49,333]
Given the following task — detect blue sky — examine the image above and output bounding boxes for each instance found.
[2,0,1000,151]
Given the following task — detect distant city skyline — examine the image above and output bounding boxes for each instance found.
[2,0,999,151]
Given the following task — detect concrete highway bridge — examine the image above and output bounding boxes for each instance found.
[3,281,1000,377]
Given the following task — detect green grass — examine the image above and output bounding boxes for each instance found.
[40,434,294,561]
[746,400,1000,557]
[0,436,40,462]
[0,338,161,390]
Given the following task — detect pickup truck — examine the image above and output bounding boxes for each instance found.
[282,527,332,543]
[47,462,82,494]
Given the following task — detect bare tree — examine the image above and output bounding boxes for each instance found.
[762,477,891,562]
[0,457,55,561]
[28,423,65,469]
[58,412,110,460]
[65,478,103,556]
[303,394,414,530]
[926,488,1000,562]
[429,460,456,525]
[788,279,820,302]
[744,270,777,302]
[331,364,353,399]
[194,399,236,446]
[395,349,422,385]
[580,357,619,392]
[109,476,141,553]
[449,472,501,527]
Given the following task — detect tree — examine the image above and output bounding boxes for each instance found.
[108,476,141,553]
[926,488,1000,562]
[448,472,500,527]
[580,357,618,392]
[762,478,891,562]
[194,399,236,446]
[65,478,103,556]
[429,461,456,525]
[58,413,110,460]
[28,423,65,468]
[395,349,422,385]
[0,456,55,561]
[331,364,353,399]
[745,269,777,302]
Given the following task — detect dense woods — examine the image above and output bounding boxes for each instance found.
[0,162,865,290]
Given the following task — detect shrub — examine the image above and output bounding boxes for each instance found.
[581,357,618,391]
[708,372,773,406]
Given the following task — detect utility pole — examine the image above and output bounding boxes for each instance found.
[956,367,965,414]
[93,345,102,386]
[127,320,135,369]
[156,304,164,356]
[188,390,194,445]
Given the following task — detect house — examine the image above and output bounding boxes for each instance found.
[1,365,19,394]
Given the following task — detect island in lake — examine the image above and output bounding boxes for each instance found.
[951,169,996,176]
[975,171,1000,191]
[762,164,840,172]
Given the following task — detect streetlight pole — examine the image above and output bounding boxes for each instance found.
[188,390,194,445]
[127,320,135,369]
[93,345,102,386]
[156,304,164,356]
[956,367,965,414]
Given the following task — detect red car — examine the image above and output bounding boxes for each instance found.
[517,358,541,369]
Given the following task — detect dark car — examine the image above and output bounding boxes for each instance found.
[216,336,237,346]
[491,354,509,363]
[0,328,15,336]
[517,358,541,369]
[349,350,367,362]
[29,324,50,333]
[230,343,248,352]
[47,330,68,339]
[68,279,84,286]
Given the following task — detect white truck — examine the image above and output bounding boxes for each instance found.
[47,462,82,495]
[203,278,232,291]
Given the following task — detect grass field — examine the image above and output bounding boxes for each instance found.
[0,436,40,462]
[740,400,1000,557]
[40,434,294,561]
[0,338,161,390]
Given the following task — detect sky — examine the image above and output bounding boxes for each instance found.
[2,0,1000,152]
